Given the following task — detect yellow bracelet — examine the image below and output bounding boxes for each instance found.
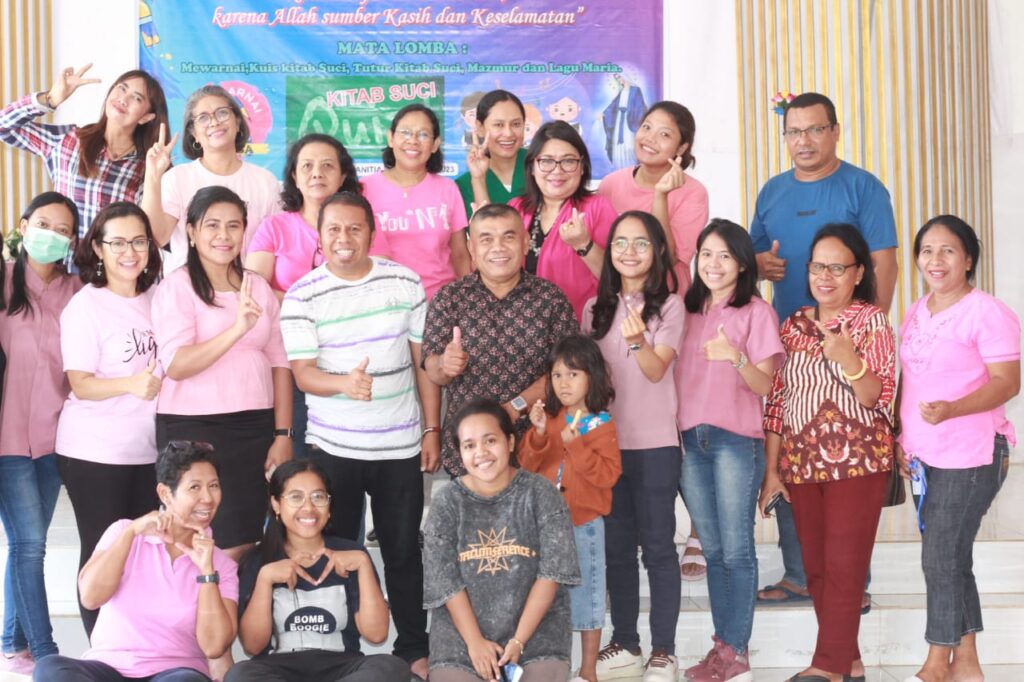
[509,638,525,655]
[842,358,868,382]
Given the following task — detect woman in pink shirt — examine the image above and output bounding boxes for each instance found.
[364,104,470,299]
[152,186,291,560]
[0,192,81,671]
[676,220,784,682]
[57,202,164,638]
[597,101,709,291]
[33,441,238,682]
[897,216,1020,682]
[510,121,617,319]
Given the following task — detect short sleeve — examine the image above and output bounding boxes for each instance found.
[95,519,133,552]
[651,296,685,354]
[583,195,618,249]
[213,550,240,603]
[749,187,771,253]
[858,179,898,252]
[151,275,197,371]
[280,284,319,361]
[407,280,428,344]
[857,308,896,409]
[247,214,280,255]
[976,297,1021,363]
[454,172,474,219]
[421,488,466,609]
[446,180,469,232]
[258,281,289,368]
[421,285,455,360]
[60,292,101,372]
[534,480,581,586]
[745,301,785,367]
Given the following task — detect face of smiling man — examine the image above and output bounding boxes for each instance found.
[468,212,527,293]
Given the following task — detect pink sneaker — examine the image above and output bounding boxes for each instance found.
[698,643,751,682]
[684,636,722,680]
[1,650,35,675]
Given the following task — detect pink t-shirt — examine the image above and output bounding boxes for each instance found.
[598,167,709,291]
[161,159,281,274]
[509,194,617,320]
[246,211,320,293]
[56,286,158,465]
[152,268,288,416]
[899,289,1020,468]
[363,172,469,299]
[0,263,81,457]
[582,293,685,450]
[83,519,239,678]
[676,297,784,438]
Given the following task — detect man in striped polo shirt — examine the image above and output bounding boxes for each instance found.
[280,191,438,678]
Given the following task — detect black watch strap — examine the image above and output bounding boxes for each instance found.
[575,240,594,257]
[274,428,294,438]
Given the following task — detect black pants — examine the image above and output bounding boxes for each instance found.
[308,447,428,662]
[56,456,157,638]
[33,655,208,681]
[224,650,409,681]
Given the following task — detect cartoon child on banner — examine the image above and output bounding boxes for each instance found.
[547,95,583,134]
[460,90,486,147]
[524,103,543,145]
[602,67,647,167]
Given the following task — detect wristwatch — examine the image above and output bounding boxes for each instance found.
[731,352,748,369]
[575,240,594,257]
[274,428,294,438]
[510,395,528,414]
[196,572,220,584]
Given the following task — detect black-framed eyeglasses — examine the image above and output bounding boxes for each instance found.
[782,124,835,140]
[192,107,234,128]
[807,261,857,277]
[280,491,331,508]
[535,156,581,173]
[101,237,151,254]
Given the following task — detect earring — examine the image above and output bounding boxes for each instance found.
[96,259,103,274]
[189,240,195,248]
[143,266,149,275]
[159,503,166,513]
[275,512,280,521]
[191,139,202,151]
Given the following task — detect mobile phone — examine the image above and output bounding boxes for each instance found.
[764,492,784,517]
[501,663,524,682]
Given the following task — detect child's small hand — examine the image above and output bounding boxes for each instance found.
[529,400,547,435]
[560,424,579,444]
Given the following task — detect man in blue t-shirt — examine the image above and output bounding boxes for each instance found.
[749,92,897,612]
[751,92,898,320]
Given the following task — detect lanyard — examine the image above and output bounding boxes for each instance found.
[909,457,928,533]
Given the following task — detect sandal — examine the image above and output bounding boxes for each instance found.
[756,581,811,606]
[680,536,707,581]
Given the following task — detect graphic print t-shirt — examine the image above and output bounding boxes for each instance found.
[55,285,157,464]
[423,470,580,674]
[238,536,368,655]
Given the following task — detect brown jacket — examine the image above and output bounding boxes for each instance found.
[519,408,622,526]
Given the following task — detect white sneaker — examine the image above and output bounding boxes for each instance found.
[595,641,644,679]
[643,650,678,682]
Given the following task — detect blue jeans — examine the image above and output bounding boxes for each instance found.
[680,426,764,653]
[605,446,682,654]
[569,517,606,631]
[0,455,62,658]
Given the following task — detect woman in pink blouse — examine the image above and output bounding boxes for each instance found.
[0,193,81,671]
[897,216,1020,682]
[152,186,291,560]
[758,223,896,682]
[510,121,617,319]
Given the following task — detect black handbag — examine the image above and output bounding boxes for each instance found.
[882,462,906,507]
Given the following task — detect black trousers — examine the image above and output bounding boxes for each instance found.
[224,650,409,682]
[56,455,157,638]
[307,447,428,662]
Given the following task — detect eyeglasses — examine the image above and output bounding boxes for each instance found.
[395,128,433,142]
[611,237,652,254]
[280,491,331,508]
[535,156,581,173]
[807,261,857,277]
[782,124,835,140]
[192,106,234,128]
[101,237,151,254]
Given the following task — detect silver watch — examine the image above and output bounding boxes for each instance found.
[510,395,528,413]
[731,352,748,369]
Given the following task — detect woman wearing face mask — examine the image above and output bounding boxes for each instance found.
[32,441,239,682]
[0,66,169,237]
[57,202,164,638]
[142,84,279,273]
[0,193,82,674]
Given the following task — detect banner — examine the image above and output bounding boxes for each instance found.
[140,0,663,179]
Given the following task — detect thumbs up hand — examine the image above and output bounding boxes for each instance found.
[756,239,787,282]
[702,324,741,363]
[441,326,469,378]
[130,358,162,401]
[340,357,373,401]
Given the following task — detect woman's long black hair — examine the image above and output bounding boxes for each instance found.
[6,192,79,318]
[185,186,247,307]
[588,210,677,340]
[683,218,760,313]
[251,459,334,571]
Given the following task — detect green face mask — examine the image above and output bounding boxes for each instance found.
[21,226,72,264]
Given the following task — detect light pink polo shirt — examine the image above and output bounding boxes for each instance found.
[152,268,289,416]
[83,519,239,678]
[246,211,321,294]
[899,289,1020,468]
[598,167,710,291]
[510,194,617,320]
[582,293,685,450]
[676,296,784,439]
[0,262,81,457]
